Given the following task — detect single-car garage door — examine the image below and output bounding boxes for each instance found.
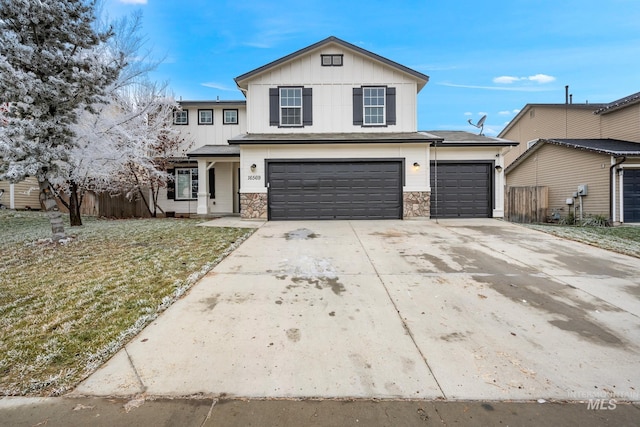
[624,169,640,223]
[430,162,492,218]
[267,160,403,220]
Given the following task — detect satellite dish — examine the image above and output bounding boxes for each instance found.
[468,114,487,135]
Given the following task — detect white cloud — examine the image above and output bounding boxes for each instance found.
[464,112,473,116]
[528,73,556,84]
[493,74,556,85]
[201,82,234,91]
[119,0,147,4]
[498,110,512,115]
[493,76,521,84]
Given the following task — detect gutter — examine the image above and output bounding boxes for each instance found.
[610,156,626,224]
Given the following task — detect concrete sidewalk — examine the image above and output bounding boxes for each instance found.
[2,396,639,426]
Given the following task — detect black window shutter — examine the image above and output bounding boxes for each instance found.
[302,87,312,126]
[166,169,175,200]
[353,87,363,125]
[208,168,216,199]
[269,88,279,126]
[386,87,396,125]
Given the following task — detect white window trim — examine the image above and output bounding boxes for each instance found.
[363,87,386,126]
[279,87,303,127]
[223,109,238,125]
[174,110,188,125]
[175,168,198,200]
[198,109,213,125]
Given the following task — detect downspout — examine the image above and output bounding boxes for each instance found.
[610,156,626,224]
[433,140,438,224]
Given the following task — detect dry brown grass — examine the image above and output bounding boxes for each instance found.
[0,211,253,396]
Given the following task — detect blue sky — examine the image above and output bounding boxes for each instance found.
[105,0,640,136]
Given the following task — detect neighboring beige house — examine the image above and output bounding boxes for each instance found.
[502,91,640,223]
[158,36,512,220]
[0,176,40,210]
[499,103,606,167]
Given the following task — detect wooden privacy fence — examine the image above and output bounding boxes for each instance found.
[58,192,151,218]
[505,186,548,223]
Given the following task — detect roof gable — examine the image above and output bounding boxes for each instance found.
[234,36,429,91]
[505,138,640,173]
[594,91,640,115]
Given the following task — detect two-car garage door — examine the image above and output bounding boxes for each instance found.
[267,160,403,220]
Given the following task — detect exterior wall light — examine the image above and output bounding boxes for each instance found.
[250,164,257,172]
[495,165,503,172]
[413,162,420,169]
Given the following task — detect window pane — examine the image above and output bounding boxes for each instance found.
[176,169,191,199]
[363,87,385,124]
[199,110,212,124]
[191,169,198,199]
[280,88,302,125]
[224,110,237,124]
[281,108,301,125]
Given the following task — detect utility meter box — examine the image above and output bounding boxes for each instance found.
[577,184,588,196]
[566,198,574,205]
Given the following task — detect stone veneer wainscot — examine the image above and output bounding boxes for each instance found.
[403,191,430,218]
[240,193,268,219]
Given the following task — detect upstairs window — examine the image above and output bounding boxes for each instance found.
[223,109,238,124]
[363,87,386,125]
[269,87,312,127]
[198,109,213,125]
[280,87,302,126]
[173,109,188,125]
[353,86,396,127]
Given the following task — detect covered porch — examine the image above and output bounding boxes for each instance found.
[188,145,241,216]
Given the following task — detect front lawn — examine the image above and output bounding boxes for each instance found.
[0,211,254,396]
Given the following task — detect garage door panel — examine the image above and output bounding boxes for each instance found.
[268,161,402,220]
[430,162,492,218]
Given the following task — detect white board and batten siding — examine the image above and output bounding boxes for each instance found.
[174,103,247,153]
[241,144,429,194]
[245,45,419,134]
[155,161,238,215]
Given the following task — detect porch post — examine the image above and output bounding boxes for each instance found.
[196,159,208,215]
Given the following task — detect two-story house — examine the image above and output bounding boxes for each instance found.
[501,92,640,223]
[158,36,511,220]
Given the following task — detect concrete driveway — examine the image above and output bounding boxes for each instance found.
[72,219,640,402]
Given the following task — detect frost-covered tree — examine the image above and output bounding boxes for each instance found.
[66,81,186,220]
[0,0,120,240]
[51,10,187,223]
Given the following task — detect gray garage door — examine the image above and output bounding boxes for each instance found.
[267,160,403,220]
[430,162,492,218]
[624,169,640,223]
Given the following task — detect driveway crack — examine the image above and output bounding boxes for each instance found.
[348,221,447,399]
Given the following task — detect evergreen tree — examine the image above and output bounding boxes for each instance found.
[0,0,120,239]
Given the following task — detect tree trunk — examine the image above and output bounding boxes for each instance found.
[137,187,154,217]
[68,181,83,226]
[38,179,66,241]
